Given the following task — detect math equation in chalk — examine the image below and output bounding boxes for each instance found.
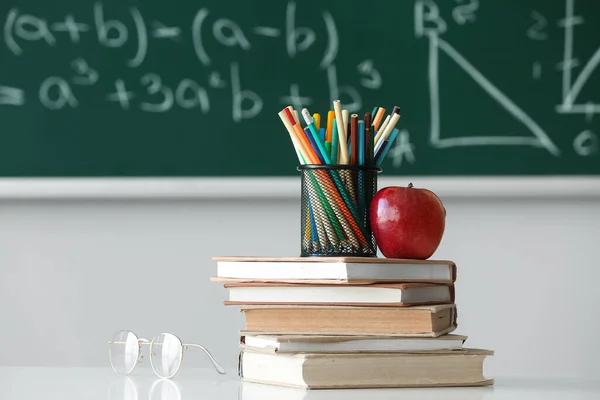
[0,0,598,164]
[0,2,381,120]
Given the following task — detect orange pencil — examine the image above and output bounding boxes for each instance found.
[293,123,320,164]
[373,107,386,131]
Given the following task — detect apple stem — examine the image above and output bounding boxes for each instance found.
[408,182,414,188]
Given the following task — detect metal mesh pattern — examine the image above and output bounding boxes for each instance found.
[299,165,381,257]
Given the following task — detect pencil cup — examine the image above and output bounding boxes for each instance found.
[298,164,382,257]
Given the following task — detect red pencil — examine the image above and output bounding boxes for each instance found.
[350,114,359,165]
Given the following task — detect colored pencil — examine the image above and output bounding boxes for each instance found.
[305,127,325,164]
[313,113,321,130]
[363,112,372,165]
[358,120,365,166]
[374,114,390,144]
[371,106,378,120]
[331,119,339,164]
[333,101,348,164]
[375,112,401,149]
[373,107,386,131]
[350,114,359,165]
[278,110,305,164]
[324,141,331,158]
[326,110,334,142]
[319,127,326,142]
[303,108,331,164]
[376,128,400,166]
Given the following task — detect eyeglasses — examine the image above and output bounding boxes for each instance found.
[108,330,226,378]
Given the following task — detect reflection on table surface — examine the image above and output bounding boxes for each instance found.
[1,367,600,400]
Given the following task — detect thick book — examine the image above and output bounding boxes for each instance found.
[240,304,457,337]
[238,348,494,389]
[240,332,467,353]
[212,256,457,284]
[240,381,493,400]
[223,282,454,306]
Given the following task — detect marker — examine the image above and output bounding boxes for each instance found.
[350,114,359,165]
[302,108,331,164]
[326,110,334,142]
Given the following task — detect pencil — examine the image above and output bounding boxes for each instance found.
[363,112,372,165]
[350,114,359,165]
[331,119,339,163]
[374,114,390,144]
[375,112,401,150]
[373,107,386,131]
[313,113,321,130]
[278,110,305,164]
[371,106,378,120]
[302,108,331,164]
[333,100,348,164]
[293,110,301,126]
[326,110,334,142]
[376,128,400,166]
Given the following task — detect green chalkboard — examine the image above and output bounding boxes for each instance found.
[0,0,599,177]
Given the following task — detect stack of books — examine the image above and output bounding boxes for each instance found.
[211,256,494,389]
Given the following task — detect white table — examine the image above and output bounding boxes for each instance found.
[1,367,599,400]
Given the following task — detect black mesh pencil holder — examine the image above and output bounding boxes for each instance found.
[298,164,382,257]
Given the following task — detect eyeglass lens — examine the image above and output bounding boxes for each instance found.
[109,330,140,375]
[150,333,183,379]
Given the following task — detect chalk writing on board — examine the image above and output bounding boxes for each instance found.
[0,86,25,106]
[389,129,416,168]
[1,0,598,167]
[1,2,377,119]
[416,0,560,156]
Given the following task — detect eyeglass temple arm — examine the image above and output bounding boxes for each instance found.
[183,343,227,374]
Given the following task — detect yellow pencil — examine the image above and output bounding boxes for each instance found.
[313,113,321,130]
[326,110,334,142]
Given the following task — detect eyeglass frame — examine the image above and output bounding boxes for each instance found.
[108,330,226,378]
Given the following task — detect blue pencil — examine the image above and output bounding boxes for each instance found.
[331,118,339,164]
[375,128,400,166]
[319,127,326,142]
[358,121,365,165]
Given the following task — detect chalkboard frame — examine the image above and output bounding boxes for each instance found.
[0,177,599,199]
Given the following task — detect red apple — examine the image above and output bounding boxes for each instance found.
[370,183,446,259]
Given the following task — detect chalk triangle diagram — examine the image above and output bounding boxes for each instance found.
[427,33,560,156]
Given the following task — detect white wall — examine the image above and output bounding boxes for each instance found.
[0,195,599,379]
